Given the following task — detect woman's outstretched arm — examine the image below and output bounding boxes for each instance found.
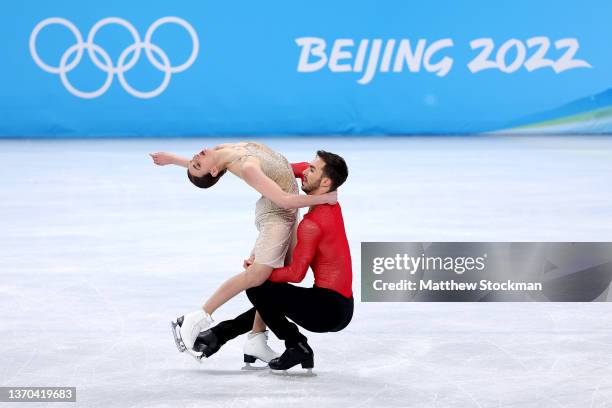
[241,162,336,209]
[149,152,190,168]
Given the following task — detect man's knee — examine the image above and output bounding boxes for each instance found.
[246,280,276,304]
[245,286,258,302]
[246,282,266,303]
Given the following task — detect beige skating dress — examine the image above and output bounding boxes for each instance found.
[236,143,299,268]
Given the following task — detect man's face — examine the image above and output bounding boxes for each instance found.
[301,157,328,194]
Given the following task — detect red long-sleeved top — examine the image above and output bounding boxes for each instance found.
[268,162,353,298]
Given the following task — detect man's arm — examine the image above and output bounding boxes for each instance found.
[291,162,309,179]
[268,218,322,283]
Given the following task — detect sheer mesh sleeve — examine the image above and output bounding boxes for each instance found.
[291,162,309,180]
[268,218,322,283]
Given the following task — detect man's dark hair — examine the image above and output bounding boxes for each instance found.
[316,150,348,192]
[187,169,226,189]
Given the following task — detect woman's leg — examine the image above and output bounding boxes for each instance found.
[283,222,299,265]
[203,263,273,315]
[251,311,267,333]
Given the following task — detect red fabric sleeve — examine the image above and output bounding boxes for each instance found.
[268,218,322,283]
[291,162,309,179]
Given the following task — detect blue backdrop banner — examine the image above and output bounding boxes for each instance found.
[1,0,611,137]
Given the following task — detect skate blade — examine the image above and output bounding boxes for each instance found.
[268,368,316,377]
[170,320,187,352]
[241,363,269,371]
[186,348,204,363]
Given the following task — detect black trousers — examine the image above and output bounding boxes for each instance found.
[212,281,353,347]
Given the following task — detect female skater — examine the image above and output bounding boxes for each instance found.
[150,142,336,359]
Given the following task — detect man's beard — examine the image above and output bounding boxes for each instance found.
[301,176,322,194]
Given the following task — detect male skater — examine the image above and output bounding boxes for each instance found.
[194,150,353,372]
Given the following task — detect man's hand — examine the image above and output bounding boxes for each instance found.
[243,254,255,270]
[323,190,338,205]
[149,152,177,166]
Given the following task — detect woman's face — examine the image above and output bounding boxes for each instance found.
[188,148,216,177]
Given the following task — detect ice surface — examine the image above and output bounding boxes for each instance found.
[1,136,612,407]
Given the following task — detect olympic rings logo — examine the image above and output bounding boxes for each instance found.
[29,17,199,99]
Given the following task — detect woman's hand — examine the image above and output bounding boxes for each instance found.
[243,254,255,270]
[323,190,338,205]
[149,152,177,166]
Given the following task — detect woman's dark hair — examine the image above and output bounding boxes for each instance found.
[316,150,348,191]
[187,169,227,188]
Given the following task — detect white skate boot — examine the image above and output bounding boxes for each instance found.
[242,330,280,370]
[170,310,213,358]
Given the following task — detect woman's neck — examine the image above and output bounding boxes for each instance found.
[214,144,245,172]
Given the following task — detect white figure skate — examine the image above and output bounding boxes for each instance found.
[170,310,213,358]
[242,330,280,370]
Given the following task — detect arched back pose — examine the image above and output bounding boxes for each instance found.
[150,142,336,360]
[193,151,352,374]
